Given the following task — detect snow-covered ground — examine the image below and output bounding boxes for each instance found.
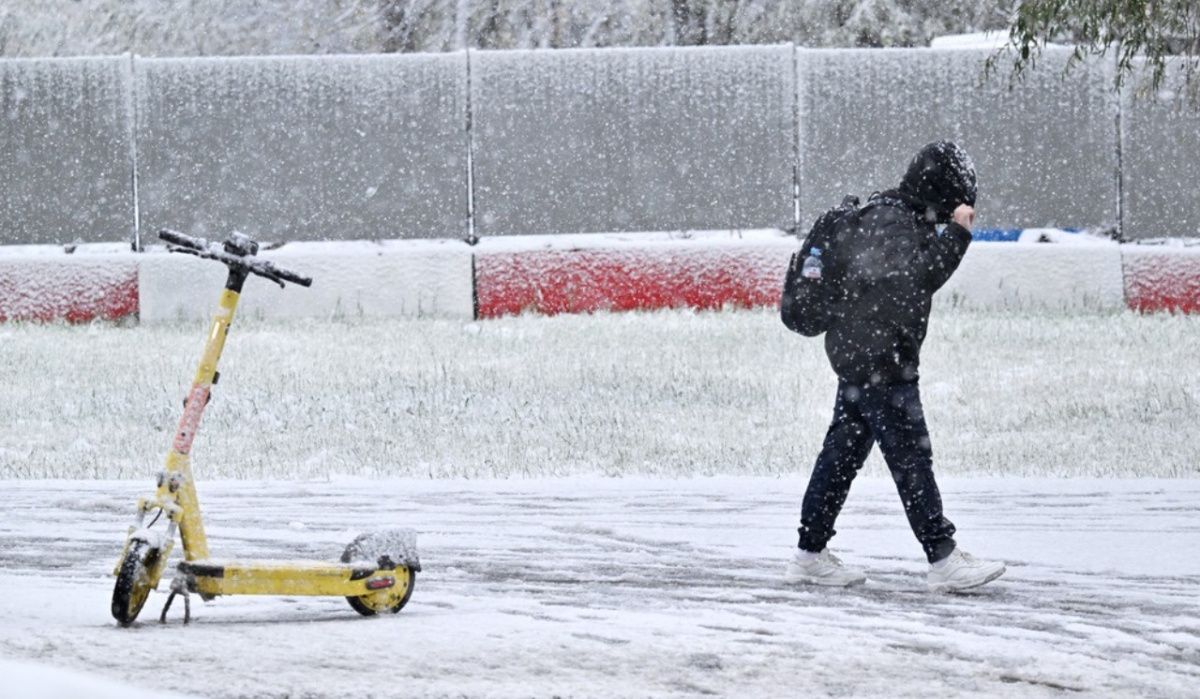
[0,657,195,699]
[0,477,1197,697]
[1,308,1197,479]
[0,307,1197,696]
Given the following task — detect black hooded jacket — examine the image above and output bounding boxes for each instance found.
[823,142,976,385]
[897,140,977,223]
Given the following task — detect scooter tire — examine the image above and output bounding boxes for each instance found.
[347,567,416,616]
[112,541,157,626]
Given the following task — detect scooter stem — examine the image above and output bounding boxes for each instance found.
[162,267,250,561]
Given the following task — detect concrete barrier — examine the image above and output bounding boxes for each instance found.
[1119,59,1200,240]
[474,232,1128,318]
[474,231,794,317]
[470,46,795,236]
[0,240,474,323]
[0,250,138,322]
[797,48,1119,233]
[0,57,135,245]
[0,234,1194,323]
[939,243,1125,312]
[137,240,475,322]
[134,53,469,243]
[1122,244,1200,313]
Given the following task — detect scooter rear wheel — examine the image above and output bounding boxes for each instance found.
[346,566,416,616]
[112,541,159,626]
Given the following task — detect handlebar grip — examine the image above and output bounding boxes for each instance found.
[274,267,313,288]
[158,229,207,251]
[255,261,312,287]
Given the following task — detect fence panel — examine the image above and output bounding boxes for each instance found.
[797,48,1118,232]
[0,57,135,245]
[7,48,1196,246]
[135,53,468,243]
[470,45,795,235]
[1120,58,1200,240]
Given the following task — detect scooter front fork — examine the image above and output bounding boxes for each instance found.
[113,472,183,577]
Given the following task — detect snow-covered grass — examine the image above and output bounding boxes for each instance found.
[1,306,1197,479]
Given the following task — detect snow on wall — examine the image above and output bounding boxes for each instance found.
[0,57,135,245]
[1123,244,1200,313]
[475,231,794,316]
[0,255,137,322]
[0,233,1194,324]
[137,240,474,321]
[469,46,795,236]
[134,53,468,244]
[475,232,1129,317]
[796,48,1119,232]
[1119,58,1200,240]
[940,242,1126,312]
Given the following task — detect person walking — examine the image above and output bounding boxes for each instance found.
[780,141,1005,592]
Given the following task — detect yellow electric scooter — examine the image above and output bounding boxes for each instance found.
[111,229,419,626]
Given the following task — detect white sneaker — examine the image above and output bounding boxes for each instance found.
[928,548,1005,592]
[784,549,867,587]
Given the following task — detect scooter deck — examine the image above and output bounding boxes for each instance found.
[179,558,410,598]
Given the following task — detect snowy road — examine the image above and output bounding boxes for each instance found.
[1,477,1197,697]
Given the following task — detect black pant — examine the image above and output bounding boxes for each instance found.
[798,380,957,563]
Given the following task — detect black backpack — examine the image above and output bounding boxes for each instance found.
[780,195,861,337]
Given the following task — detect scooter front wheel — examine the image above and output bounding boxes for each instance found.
[112,541,159,626]
[347,566,416,616]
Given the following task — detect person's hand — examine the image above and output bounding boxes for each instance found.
[952,204,975,231]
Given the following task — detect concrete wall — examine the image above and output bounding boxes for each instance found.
[797,47,1119,231]
[0,57,135,245]
[1120,58,1200,240]
[469,46,795,235]
[135,53,468,243]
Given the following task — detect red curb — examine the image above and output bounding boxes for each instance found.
[0,260,139,323]
[475,246,792,318]
[1123,247,1200,314]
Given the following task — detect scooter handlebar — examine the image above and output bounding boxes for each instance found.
[158,228,208,252]
[157,229,313,288]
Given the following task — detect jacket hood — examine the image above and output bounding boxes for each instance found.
[898,141,977,223]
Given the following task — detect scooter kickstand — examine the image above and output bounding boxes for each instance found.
[160,574,192,625]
